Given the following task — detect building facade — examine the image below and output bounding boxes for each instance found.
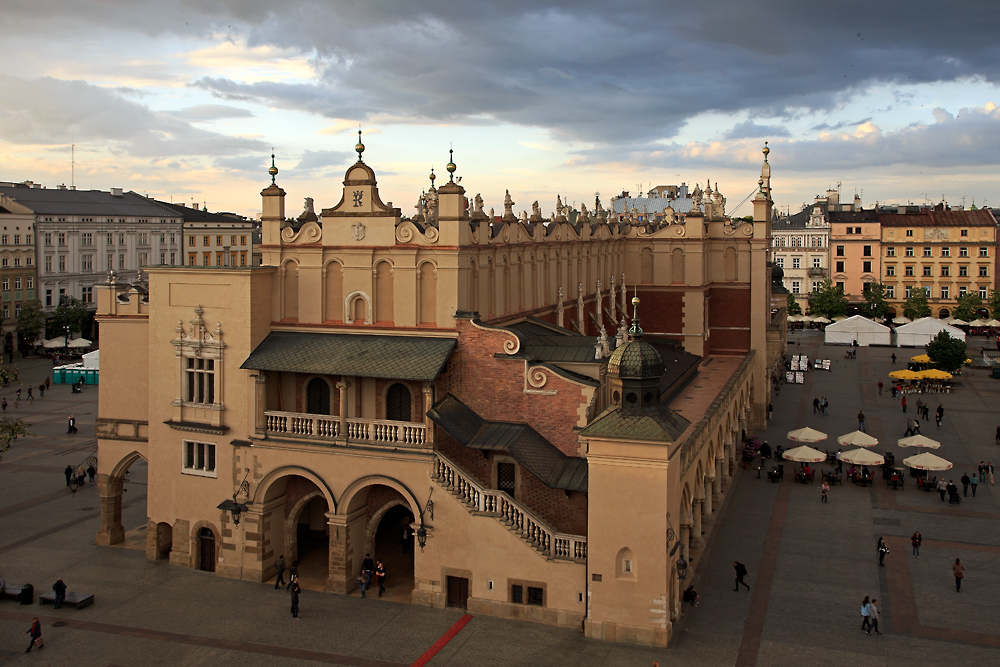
[829,209,881,303]
[771,200,829,308]
[155,202,255,268]
[0,194,38,345]
[95,142,781,647]
[879,207,998,318]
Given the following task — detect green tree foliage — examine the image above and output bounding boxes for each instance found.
[903,288,931,320]
[926,331,967,372]
[988,289,1000,319]
[786,293,802,316]
[52,296,89,337]
[15,299,45,346]
[861,282,890,320]
[807,279,848,319]
[0,416,33,462]
[952,292,984,323]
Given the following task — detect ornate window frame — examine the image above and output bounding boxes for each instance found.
[171,305,226,427]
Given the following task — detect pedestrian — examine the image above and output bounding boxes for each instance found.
[733,561,750,591]
[904,418,914,437]
[922,404,930,421]
[44,377,50,390]
[901,396,907,413]
[836,449,843,473]
[87,464,96,484]
[1,397,6,412]
[274,555,286,589]
[38,383,45,398]
[290,579,300,619]
[916,398,924,416]
[996,426,1000,445]
[64,465,73,487]
[860,596,871,632]
[891,384,897,399]
[67,414,77,434]
[75,465,85,486]
[25,617,43,653]
[877,379,883,395]
[26,387,33,403]
[953,558,964,592]
[961,473,971,497]
[813,396,820,413]
[358,570,370,598]
[52,578,67,609]
[362,552,375,582]
[822,397,829,416]
[913,417,921,435]
[970,473,979,497]
[858,411,866,433]
[820,481,829,503]
[936,404,944,428]
[911,531,922,558]
[877,537,888,567]
[16,388,21,404]
[767,401,773,420]
[947,480,960,505]
[988,461,995,485]
[891,353,897,365]
[868,599,882,635]
[376,559,386,597]
[286,560,298,590]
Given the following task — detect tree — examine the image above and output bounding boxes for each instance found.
[51,296,89,337]
[903,288,931,320]
[987,288,1000,319]
[952,291,984,323]
[15,299,45,347]
[0,416,33,463]
[926,330,967,373]
[807,279,848,319]
[861,282,890,320]
[786,293,802,316]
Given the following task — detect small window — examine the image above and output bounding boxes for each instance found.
[941,247,950,257]
[863,261,872,273]
[923,247,931,257]
[511,584,523,604]
[905,247,914,257]
[836,245,845,257]
[792,257,800,269]
[189,236,196,246]
[961,229,969,237]
[836,261,845,273]
[941,266,950,277]
[812,257,821,268]
[959,247,969,257]
[980,247,989,257]
[886,247,896,257]
[183,440,217,477]
[863,245,872,257]
[203,235,210,246]
[886,285,895,298]
[922,266,932,277]
[886,265,895,277]
[941,287,949,299]
[906,230,913,237]
[904,266,914,277]
[979,266,989,277]
[959,266,968,277]
[527,587,544,606]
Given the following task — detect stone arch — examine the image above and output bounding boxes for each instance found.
[284,488,326,565]
[364,496,409,553]
[281,258,299,321]
[345,290,372,325]
[938,308,950,318]
[418,260,437,325]
[337,475,422,520]
[97,450,147,547]
[251,465,337,512]
[189,520,221,572]
[323,259,344,322]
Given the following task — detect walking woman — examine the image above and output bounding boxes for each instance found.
[860,596,871,632]
[25,617,43,652]
[877,537,889,567]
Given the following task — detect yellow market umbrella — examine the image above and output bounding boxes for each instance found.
[910,354,931,363]
[837,430,879,447]
[897,434,942,449]
[787,427,827,442]
[888,370,921,380]
[921,369,952,380]
[903,452,952,471]
[839,448,885,466]
[782,445,827,463]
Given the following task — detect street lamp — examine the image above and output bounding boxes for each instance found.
[676,547,688,582]
[218,469,250,526]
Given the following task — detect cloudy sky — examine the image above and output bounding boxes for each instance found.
[3,0,1000,219]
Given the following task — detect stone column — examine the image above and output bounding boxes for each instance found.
[691,500,704,548]
[95,474,124,546]
[422,383,435,445]
[703,479,714,518]
[337,380,350,443]
[254,372,267,436]
[679,524,691,564]
[327,512,354,594]
[714,460,724,499]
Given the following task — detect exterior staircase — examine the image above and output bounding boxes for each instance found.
[432,452,587,562]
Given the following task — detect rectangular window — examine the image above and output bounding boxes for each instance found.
[188,253,196,266]
[13,235,18,245]
[511,584,523,604]
[240,252,247,267]
[138,252,148,266]
[905,247,914,257]
[160,252,166,265]
[812,257,821,268]
[836,245,845,257]
[12,257,19,267]
[941,266,950,277]
[230,235,237,246]
[980,287,988,299]
[182,440,217,477]
[959,266,968,277]
[791,280,800,294]
[922,266,932,277]
[107,254,114,270]
[904,266,914,277]
[959,286,967,297]
[118,233,125,245]
[170,252,176,265]
[82,286,93,303]
[863,245,872,257]
[58,233,66,246]
[160,234,165,245]
[923,247,931,257]
[775,257,784,268]
[25,234,31,245]
[45,289,52,306]
[886,265,895,277]
[13,277,20,290]
[980,247,989,257]
[138,233,148,245]
[58,255,66,272]
[203,236,210,246]
[836,281,845,290]
[959,247,968,257]
[185,358,216,404]
[2,278,8,290]
[202,253,210,266]
[81,233,92,246]
[886,247,896,257]
[44,256,52,272]
[906,230,913,237]
[979,266,989,277]
[941,286,949,299]
[941,247,950,257]
[886,285,895,298]
[26,277,32,290]
[170,234,176,245]
[107,233,114,246]
[961,229,969,237]
[240,235,247,246]
[836,261,845,272]
[188,236,196,246]
[216,252,223,267]
[216,235,223,246]
[792,257,800,269]
[527,587,544,606]
[863,261,872,273]
[1,305,7,320]
[118,254,125,269]
[44,233,52,246]
[905,286,913,299]
[1,235,7,245]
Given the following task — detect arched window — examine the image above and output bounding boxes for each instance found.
[306,378,331,415]
[386,383,412,422]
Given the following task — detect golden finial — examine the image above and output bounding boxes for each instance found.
[429,167,436,185]
[446,146,456,183]
[268,150,278,184]
[762,141,770,162]
[355,128,365,161]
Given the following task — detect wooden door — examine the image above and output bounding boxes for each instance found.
[446,576,469,609]
[199,528,216,572]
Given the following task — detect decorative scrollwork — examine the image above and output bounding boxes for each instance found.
[671,225,687,237]
[395,223,415,243]
[527,366,548,389]
[424,225,439,243]
[502,335,521,355]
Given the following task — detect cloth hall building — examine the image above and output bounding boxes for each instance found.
[95,139,783,647]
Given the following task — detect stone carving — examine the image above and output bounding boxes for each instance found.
[474,193,484,214]
[352,221,366,241]
[503,190,515,218]
[664,205,676,224]
[532,200,541,218]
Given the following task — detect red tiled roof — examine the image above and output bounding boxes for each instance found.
[879,209,997,227]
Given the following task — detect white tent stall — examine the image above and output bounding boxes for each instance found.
[895,317,966,347]
[823,315,891,346]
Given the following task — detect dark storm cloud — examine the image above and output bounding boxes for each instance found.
[812,118,873,132]
[0,75,267,157]
[5,1,1000,146]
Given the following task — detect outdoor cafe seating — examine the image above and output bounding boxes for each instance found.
[794,466,815,484]
[916,475,938,492]
[886,469,905,489]
[849,466,874,486]
[767,464,784,483]
[821,469,842,485]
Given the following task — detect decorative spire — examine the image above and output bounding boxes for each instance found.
[628,291,643,339]
[268,151,278,185]
[429,167,436,189]
[762,140,770,163]
[446,147,457,183]
[355,129,365,161]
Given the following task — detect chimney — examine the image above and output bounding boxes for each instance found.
[110,188,124,197]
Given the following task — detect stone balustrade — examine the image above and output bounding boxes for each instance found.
[264,410,427,447]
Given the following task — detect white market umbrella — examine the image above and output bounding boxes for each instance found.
[42,336,67,348]
[787,427,828,442]
[840,448,885,466]
[892,316,912,324]
[903,452,953,471]
[832,315,848,322]
[782,445,827,463]
[969,318,988,326]
[897,434,942,449]
[985,319,1000,327]
[950,318,968,326]
[812,316,832,324]
[67,338,92,348]
[837,430,879,447]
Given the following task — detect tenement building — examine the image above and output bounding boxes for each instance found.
[95,139,783,647]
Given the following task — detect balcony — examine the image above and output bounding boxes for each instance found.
[807,267,827,277]
[264,410,427,447]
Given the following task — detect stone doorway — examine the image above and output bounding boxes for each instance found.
[370,503,415,602]
[293,495,330,589]
[198,528,216,572]
[97,453,148,549]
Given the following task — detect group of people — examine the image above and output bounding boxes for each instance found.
[935,479,964,504]
[356,553,387,599]
[64,464,95,489]
[860,596,882,635]
[273,555,302,619]
[812,396,829,415]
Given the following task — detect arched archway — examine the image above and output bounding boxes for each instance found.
[97,450,148,548]
[306,377,332,415]
[386,383,412,422]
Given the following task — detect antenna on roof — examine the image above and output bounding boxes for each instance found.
[71,139,75,189]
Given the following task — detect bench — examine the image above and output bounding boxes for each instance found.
[0,584,26,602]
[38,591,94,609]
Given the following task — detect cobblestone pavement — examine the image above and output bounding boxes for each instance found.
[1,340,999,666]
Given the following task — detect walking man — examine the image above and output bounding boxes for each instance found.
[953,558,964,592]
[26,387,33,403]
[937,478,947,501]
[861,596,871,632]
[52,578,67,609]
[891,384,897,399]
[913,417,921,435]
[274,555,286,589]
[87,464,96,484]
[936,404,944,428]
[822,397,829,416]
[901,396,907,413]
[813,396,820,413]
[868,599,882,635]
[911,531,922,558]
[877,537,888,567]
[821,481,829,503]
[858,411,867,433]
[878,379,883,395]
[64,465,73,487]
[286,560,298,591]
[375,559,386,597]
[67,415,77,434]
[733,561,750,591]
[970,473,979,497]
[891,353,897,365]
[988,461,995,485]
[961,472,971,497]
[290,577,300,619]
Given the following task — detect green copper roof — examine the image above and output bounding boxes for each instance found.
[241,331,456,381]
[579,404,690,443]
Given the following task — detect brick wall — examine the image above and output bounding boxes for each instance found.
[635,290,685,334]
[364,484,407,525]
[283,476,319,518]
[708,286,751,354]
